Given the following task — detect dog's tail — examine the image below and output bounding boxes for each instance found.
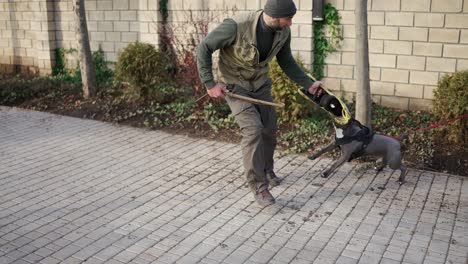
[399,133,409,153]
[399,133,409,142]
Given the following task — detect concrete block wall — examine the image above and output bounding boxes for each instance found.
[53,0,159,66]
[324,0,468,110]
[163,0,232,51]
[0,0,159,74]
[0,0,56,75]
[1,0,467,111]
[161,0,313,88]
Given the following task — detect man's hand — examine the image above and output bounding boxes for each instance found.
[207,83,229,98]
[307,81,324,96]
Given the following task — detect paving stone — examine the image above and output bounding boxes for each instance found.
[336,255,358,264]
[379,258,401,264]
[0,107,466,264]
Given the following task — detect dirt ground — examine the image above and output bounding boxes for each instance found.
[164,123,467,176]
[1,77,466,177]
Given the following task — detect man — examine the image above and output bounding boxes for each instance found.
[197,0,323,206]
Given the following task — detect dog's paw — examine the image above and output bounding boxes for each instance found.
[308,154,319,160]
[374,166,384,172]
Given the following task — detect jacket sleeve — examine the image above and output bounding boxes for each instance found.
[196,19,237,89]
[275,33,314,89]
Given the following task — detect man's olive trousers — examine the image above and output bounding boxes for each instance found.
[225,80,277,193]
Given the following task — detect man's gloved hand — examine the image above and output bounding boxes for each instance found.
[307,81,324,97]
[207,83,229,98]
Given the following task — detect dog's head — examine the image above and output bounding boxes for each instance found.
[315,93,351,125]
[299,87,352,125]
[332,118,363,138]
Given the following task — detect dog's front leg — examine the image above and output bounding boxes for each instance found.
[374,158,387,172]
[308,142,337,160]
[321,155,348,178]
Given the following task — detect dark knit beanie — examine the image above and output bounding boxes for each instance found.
[264,0,297,18]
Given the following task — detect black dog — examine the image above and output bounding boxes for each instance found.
[308,118,407,184]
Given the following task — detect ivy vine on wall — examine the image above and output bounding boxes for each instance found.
[159,0,169,52]
[159,0,169,24]
[313,3,343,80]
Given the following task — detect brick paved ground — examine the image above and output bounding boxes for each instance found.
[0,106,467,264]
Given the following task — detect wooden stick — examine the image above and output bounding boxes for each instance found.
[195,93,209,102]
[225,92,285,108]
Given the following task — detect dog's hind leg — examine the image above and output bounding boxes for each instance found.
[308,142,337,160]
[388,154,406,184]
[398,165,407,184]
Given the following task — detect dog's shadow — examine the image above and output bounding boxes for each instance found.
[274,165,411,212]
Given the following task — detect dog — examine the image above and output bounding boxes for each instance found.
[308,118,407,184]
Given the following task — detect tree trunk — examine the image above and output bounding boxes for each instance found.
[355,0,371,127]
[73,0,96,98]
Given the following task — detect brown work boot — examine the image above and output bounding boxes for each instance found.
[266,171,282,187]
[254,189,275,206]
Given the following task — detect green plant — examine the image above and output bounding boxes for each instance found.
[158,0,171,55]
[269,58,321,123]
[147,84,186,104]
[0,76,79,105]
[196,103,236,132]
[313,3,343,80]
[432,70,468,144]
[114,42,173,98]
[278,116,330,154]
[52,48,114,87]
[73,49,114,87]
[91,49,114,86]
[52,48,81,85]
[159,0,168,24]
[165,100,196,123]
[53,48,67,76]
[102,99,197,128]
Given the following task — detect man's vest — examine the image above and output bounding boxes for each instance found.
[217,10,290,91]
